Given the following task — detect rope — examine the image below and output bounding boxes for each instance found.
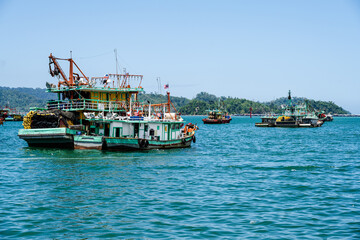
[77,50,113,59]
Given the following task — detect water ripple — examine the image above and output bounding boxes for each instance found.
[0,118,360,239]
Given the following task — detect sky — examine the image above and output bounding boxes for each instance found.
[0,0,359,113]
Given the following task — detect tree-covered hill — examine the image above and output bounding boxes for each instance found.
[178,92,350,115]
[0,87,350,115]
[178,93,272,115]
[265,97,350,115]
[137,92,190,110]
[0,87,53,112]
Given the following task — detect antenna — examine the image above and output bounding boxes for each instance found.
[156,77,159,94]
[158,77,162,95]
[114,49,118,87]
[70,51,72,59]
[114,49,118,75]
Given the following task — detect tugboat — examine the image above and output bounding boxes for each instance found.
[18,53,198,150]
[255,91,323,128]
[202,110,231,124]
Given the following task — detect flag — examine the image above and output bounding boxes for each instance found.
[164,84,169,89]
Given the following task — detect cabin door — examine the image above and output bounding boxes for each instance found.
[113,127,122,137]
[134,123,139,138]
[164,124,170,141]
[104,123,110,137]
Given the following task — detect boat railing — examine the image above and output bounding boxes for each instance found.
[46,99,136,112]
[46,85,144,93]
[83,114,183,122]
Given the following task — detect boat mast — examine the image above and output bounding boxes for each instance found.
[288,90,292,106]
[115,48,118,87]
[69,51,74,86]
[167,92,171,115]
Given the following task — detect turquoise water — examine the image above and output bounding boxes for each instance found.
[1,117,359,239]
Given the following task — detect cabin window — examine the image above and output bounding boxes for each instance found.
[171,124,175,130]
[144,124,148,132]
[157,126,160,130]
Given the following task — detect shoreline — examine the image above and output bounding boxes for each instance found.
[181,114,360,117]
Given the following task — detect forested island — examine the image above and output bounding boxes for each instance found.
[0,87,350,115]
[139,92,349,115]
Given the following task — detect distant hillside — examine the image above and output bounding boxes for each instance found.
[0,87,53,112]
[265,97,350,115]
[178,92,350,115]
[0,87,350,115]
[178,92,271,115]
[137,92,190,110]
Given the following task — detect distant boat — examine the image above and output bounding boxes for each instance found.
[202,109,232,124]
[0,107,22,121]
[317,111,334,122]
[254,113,277,127]
[255,91,323,128]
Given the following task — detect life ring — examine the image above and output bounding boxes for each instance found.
[192,135,196,143]
[138,139,149,148]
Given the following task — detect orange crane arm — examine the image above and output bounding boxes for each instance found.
[49,53,69,86]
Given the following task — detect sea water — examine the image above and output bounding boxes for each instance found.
[0,117,359,239]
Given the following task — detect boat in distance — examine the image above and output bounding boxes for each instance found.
[202,109,232,124]
[255,91,324,128]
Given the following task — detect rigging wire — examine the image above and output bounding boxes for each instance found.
[115,51,138,74]
[77,50,114,59]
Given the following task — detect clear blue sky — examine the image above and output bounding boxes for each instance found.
[0,0,359,113]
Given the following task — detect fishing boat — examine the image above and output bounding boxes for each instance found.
[324,114,334,122]
[74,92,198,150]
[255,91,323,128]
[202,109,231,124]
[0,107,22,121]
[317,111,334,122]
[18,53,198,150]
[0,108,8,122]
